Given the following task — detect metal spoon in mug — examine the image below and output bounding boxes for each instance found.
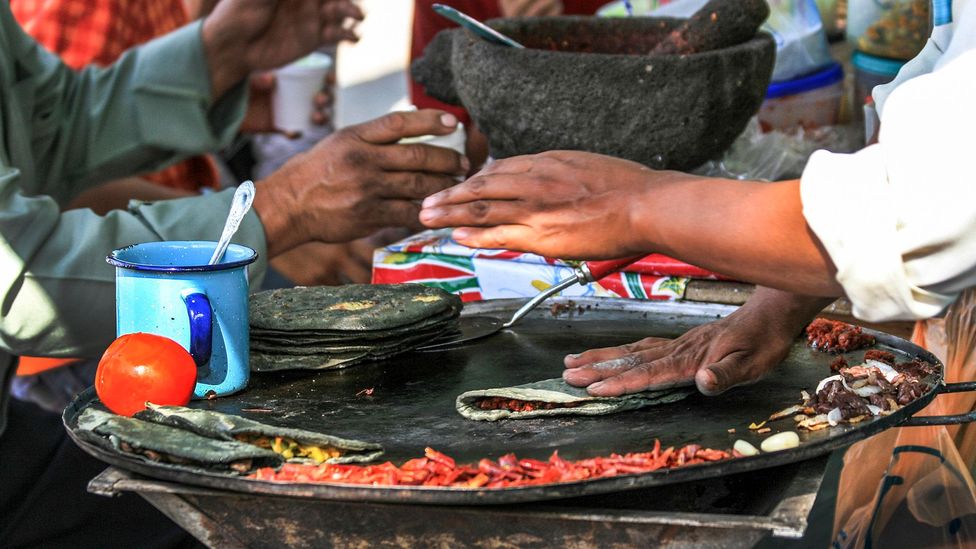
[208,180,256,265]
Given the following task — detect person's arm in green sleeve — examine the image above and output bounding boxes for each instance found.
[0,0,365,358]
[10,17,245,198]
[0,107,472,360]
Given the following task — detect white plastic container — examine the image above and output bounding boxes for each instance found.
[272,52,333,134]
[398,122,467,156]
[852,51,905,111]
[757,62,844,132]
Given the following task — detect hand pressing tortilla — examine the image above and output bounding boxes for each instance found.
[456,378,692,421]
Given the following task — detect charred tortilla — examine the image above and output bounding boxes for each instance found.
[457,378,693,421]
[250,284,460,332]
[249,284,461,372]
[137,404,383,464]
[76,408,281,472]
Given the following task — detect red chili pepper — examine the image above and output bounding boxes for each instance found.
[250,440,733,487]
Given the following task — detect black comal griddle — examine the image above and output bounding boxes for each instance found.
[64,298,975,505]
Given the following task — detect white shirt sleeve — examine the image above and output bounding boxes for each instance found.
[800,7,976,322]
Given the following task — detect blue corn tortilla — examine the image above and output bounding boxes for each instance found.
[457,378,693,421]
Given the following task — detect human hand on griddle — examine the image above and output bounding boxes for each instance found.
[254,110,469,258]
[563,288,833,396]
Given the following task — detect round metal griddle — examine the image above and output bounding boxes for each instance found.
[65,298,961,505]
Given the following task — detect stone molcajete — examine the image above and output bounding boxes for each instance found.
[412,16,775,170]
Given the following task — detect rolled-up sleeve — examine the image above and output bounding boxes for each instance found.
[801,47,976,322]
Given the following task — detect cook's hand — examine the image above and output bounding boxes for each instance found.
[563,288,833,396]
[421,151,670,259]
[256,110,469,257]
[499,0,563,17]
[202,0,362,99]
[242,71,335,135]
[271,238,375,286]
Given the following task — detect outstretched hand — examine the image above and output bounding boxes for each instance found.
[420,150,677,259]
[203,0,362,99]
[563,288,832,396]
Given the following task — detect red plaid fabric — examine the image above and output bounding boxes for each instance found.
[12,0,189,69]
[11,0,219,192]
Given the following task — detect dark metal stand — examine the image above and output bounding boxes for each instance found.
[89,454,829,549]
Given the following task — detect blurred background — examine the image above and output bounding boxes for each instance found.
[335,0,414,128]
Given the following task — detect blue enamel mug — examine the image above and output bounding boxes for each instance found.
[107,241,257,398]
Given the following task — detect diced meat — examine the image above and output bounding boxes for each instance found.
[476,397,582,413]
[811,380,871,418]
[864,350,896,365]
[868,393,889,410]
[896,358,938,378]
[806,318,876,353]
[896,379,926,405]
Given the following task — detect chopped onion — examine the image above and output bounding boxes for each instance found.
[816,375,843,394]
[852,384,883,397]
[867,404,882,416]
[760,431,800,452]
[769,404,804,421]
[865,360,900,383]
[827,408,843,426]
[849,378,870,389]
[734,439,760,457]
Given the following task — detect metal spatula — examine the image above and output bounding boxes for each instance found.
[417,256,644,350]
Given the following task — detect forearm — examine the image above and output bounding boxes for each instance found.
[201,18,250,100]
[66,178,197,215]
[633,175,842,297]
[740,287,835,337]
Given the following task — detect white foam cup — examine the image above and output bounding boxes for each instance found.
[272,52,333,134]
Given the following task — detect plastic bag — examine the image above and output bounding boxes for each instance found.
[830,289,976,548]
[764,0,833,81]
[692,117,862,181]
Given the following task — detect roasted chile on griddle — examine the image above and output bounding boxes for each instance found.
[252,441,733,488]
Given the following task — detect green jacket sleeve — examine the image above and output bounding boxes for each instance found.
[0,6,268,360]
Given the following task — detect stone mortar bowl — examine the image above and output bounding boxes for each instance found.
[412,16,775,170]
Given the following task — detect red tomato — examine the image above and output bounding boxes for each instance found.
[95,333,197,416]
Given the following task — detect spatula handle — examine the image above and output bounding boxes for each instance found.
[580,256,645,283]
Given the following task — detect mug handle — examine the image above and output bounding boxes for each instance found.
[181,291,212,368]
